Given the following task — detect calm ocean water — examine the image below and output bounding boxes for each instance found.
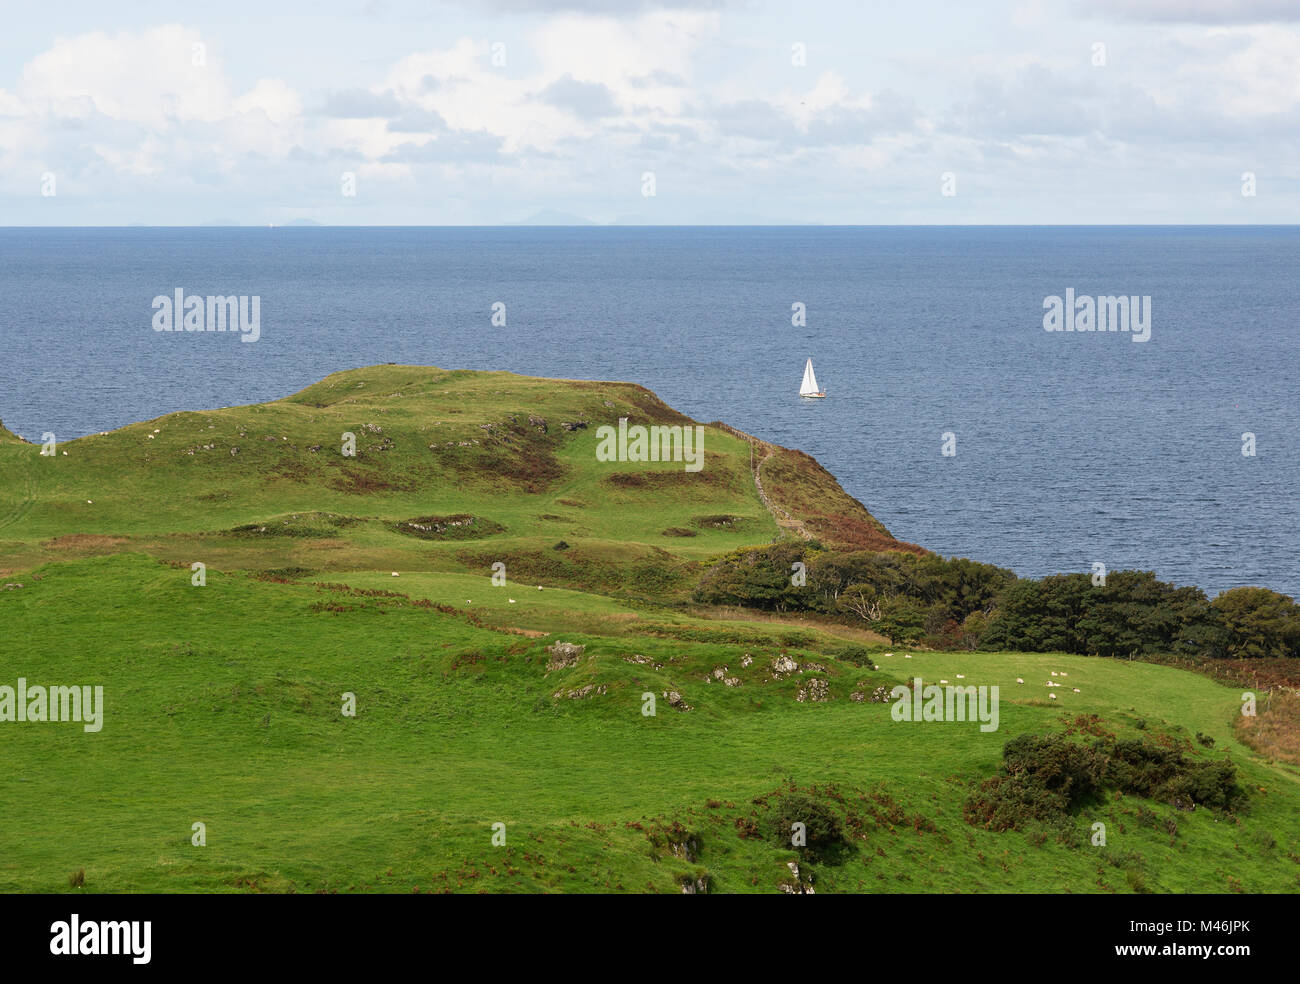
[1,226,1296,598]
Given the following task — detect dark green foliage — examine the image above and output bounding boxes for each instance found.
[693,544,1014,641]
[1211,586,1300,658]
[837,644,875,667]
[763,791,851,862]
[1002,733,1106,804]
[965,734,1105,832]
[1104,738,1188,799]
[696,542,1298,662]
[966,732,1245,834]
[876,596,926,644]
[979,571,1228,659]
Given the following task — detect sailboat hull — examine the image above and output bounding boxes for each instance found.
[800,393,827,399]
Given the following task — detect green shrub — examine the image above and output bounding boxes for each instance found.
[764,791,850,862]
[966,732,1245,834]
[965,734,1104,832]
[837,644,875,667]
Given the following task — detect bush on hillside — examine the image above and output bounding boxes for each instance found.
[837,643,875,667]
[1211,586,1300,659]
[763,791,851,862]
[965,732,1245,834]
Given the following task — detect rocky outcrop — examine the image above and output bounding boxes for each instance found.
[779,860,815,894]
[796,678,830,703]
[545,641,585,671]
[771,655,798,678]
[664,690,691,711]
[553,683,607,700]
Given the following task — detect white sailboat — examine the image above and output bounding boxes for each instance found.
[799,358,826,399]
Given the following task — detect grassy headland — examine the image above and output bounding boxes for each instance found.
[0,365,1295,894]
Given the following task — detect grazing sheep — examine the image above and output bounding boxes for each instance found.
[1051,671,1058,676]
[939,679,949,684]
[1049,693,1057,699]
[508,598,516,604]
[956,674,965,679]
[1016,678,1025,684]
[1073,688,1081,693]
[391,572,400,577]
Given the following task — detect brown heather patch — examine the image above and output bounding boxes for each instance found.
[603,462,738,492]
[448,433,566,494]
[1136,654,1300,692]
[41,534,130,554]
[494,626,549,638]
[574,381,697,427]
[761,447,928,555]
[331,465,419,494]
[1235,690,1300,766]
[267,461,317,484]
[311,581,457,614]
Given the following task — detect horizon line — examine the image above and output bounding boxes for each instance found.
[3,223,1299,230]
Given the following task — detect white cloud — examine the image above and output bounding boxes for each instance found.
[0,6,1295,223]
[17,25,233,128]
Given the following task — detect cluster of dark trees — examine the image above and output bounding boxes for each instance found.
[692,543,1300,659]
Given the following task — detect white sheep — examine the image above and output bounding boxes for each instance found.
[1016,678,1025,684]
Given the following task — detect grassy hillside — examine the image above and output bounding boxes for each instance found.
[0,365,913,592]
[1,366,1296,894]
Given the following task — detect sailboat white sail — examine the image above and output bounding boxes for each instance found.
[799,358,826,398]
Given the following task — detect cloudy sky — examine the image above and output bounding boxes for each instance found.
[1,0,1297,224]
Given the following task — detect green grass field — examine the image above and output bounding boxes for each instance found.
[2,366,1296,894]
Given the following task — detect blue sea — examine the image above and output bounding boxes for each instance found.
[1,226,1296,599]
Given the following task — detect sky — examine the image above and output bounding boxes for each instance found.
[1,0,1297,225]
